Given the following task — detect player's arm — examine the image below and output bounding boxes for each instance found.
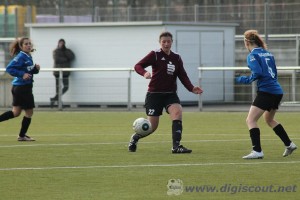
[235,55,262,84]
[177,56,196,92]
[235,73,258,84]
[6,56,26,78]
[192,86,203,94]
[134,51,155,79]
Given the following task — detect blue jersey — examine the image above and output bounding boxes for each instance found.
[6,51,39,86]
[236,47,283,94]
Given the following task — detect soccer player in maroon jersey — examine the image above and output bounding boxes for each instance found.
[128,31,203,153]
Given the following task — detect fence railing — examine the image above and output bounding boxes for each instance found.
[0,68,134,111]
[44,68,134,111]
[2,2,300,36]
[1,67,300,111]
[198,66,300,111]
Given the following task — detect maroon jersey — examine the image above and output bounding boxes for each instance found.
[135,49,194,93]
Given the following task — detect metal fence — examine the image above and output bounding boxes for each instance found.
[1,1,300,111]
[33,2,300,35]
[235,34,300,67]
[0,34,299,72]
[1,67,300,111]
[198,66,300,111]
[1,2,300,37]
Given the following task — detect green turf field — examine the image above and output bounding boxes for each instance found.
[0,111,299,200]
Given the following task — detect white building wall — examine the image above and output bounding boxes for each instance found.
[26,22,236,105]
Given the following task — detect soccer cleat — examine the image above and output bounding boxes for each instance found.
[128,142,137,152]
[242,150,264,159]
[172,145,192,154]
[18,135,35,141]
[283,142,297,157]
[128,134,137,152]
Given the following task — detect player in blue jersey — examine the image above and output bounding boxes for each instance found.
[128,31,203,153]
[0,37,40,141]
[236,30,297,159]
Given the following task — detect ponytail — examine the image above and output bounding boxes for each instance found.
[9,37,31,57]
[244,30,267,49]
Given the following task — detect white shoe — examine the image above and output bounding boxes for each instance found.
[283,142,297,157]
[242,150,264,159]
[18,135,35,141]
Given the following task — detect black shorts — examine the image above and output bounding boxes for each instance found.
[11,84,35,109]
[144,92,180,116]
[252,91,283,111]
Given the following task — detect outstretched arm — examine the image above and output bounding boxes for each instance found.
[192,86,203,94]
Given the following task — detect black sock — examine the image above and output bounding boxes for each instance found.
[132,133,142,142]
[19,117,31,137]
[172,120,182,148]
[131,132,149,144]
[0,111,14,122]
[273,124,291,146]
[249,128,262,152]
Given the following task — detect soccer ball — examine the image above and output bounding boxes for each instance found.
[132,117,152,136]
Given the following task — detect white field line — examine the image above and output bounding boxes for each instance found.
[0,133,254,137]
[1,138,297,148]
[0,161,300,171]
[0,133,299,137]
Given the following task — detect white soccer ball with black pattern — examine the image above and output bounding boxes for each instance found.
[132,118,152,136]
